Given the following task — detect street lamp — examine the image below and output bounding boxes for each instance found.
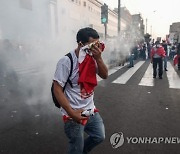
[150,10,157,39]
[151,25,152,37]
[118,0,121,36]
[146,18,147,34]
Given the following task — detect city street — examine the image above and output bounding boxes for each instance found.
[1,60,180,154]
[1,0,180,153]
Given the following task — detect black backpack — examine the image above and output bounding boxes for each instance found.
[51,53,73,108]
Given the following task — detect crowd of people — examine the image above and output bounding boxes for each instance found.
[128,40,180,78]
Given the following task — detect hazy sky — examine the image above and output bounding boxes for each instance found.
[102,0,180,39]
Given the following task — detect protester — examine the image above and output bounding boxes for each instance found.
[170,44,176,60]
[151,41,166,79]
[128,49,134,68]
[133,45,139,60]
[52,27,108,154]
[174,43,180,70]
[147,42,152,59]
[142,43,147,60]
[162,40,168,71]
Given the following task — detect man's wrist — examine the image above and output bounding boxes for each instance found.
[95,57,103,63]
[63,106,74,116]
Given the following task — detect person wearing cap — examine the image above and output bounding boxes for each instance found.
[150,41,166,79]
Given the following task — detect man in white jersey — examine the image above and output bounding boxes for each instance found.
[53,27,108,154]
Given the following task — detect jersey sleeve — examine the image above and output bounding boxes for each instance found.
[53,57,70,88]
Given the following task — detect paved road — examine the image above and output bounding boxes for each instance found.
[0,60,180,154]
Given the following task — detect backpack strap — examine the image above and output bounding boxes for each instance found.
[63,52,73,91]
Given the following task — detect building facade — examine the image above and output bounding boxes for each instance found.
[0,0,52,42]
[0,0,146,59]
[0,0,130,56]
[169,22,180,43]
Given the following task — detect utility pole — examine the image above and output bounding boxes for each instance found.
[104,23,107,39]
[151,25,152,37]
[101,3,108,39]
[118,0,121,36]
[146,18,147,34]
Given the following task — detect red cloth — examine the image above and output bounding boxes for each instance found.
[151,47,166,59]
[62,109,99,125]
[78,54,97,98]
[173,55,180,66]
[63,115,88,125]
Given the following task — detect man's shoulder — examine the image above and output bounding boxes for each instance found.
[57,52,72,65]
[58,54,70,63]
[59,51,75,60]
[57,51,76,67]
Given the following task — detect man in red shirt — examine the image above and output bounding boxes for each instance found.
[151,41,166,79]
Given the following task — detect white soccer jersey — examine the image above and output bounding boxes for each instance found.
[53,50,95,115]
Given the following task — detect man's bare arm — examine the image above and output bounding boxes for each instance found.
[53,81,87,122]
[96,57,108,79]
[91,45,108,79]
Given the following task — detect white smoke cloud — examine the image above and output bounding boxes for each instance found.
[0,0,144,107]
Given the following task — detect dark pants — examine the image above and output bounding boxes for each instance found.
[128,54,134,67]
[178,57,180,70]
[153,57,163,77]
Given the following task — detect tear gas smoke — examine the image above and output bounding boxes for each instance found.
[0,0,144,108]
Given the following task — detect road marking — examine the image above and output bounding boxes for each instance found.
[166,62,180,89]
[112,61,145,84]
[97,63,128,81]
[139,63,154,86]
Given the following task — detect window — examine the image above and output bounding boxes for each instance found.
[19,0,32,10]
[71,0,81,6]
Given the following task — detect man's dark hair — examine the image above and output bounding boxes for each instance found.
[155,41,160,44]
[76,27,99,44]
